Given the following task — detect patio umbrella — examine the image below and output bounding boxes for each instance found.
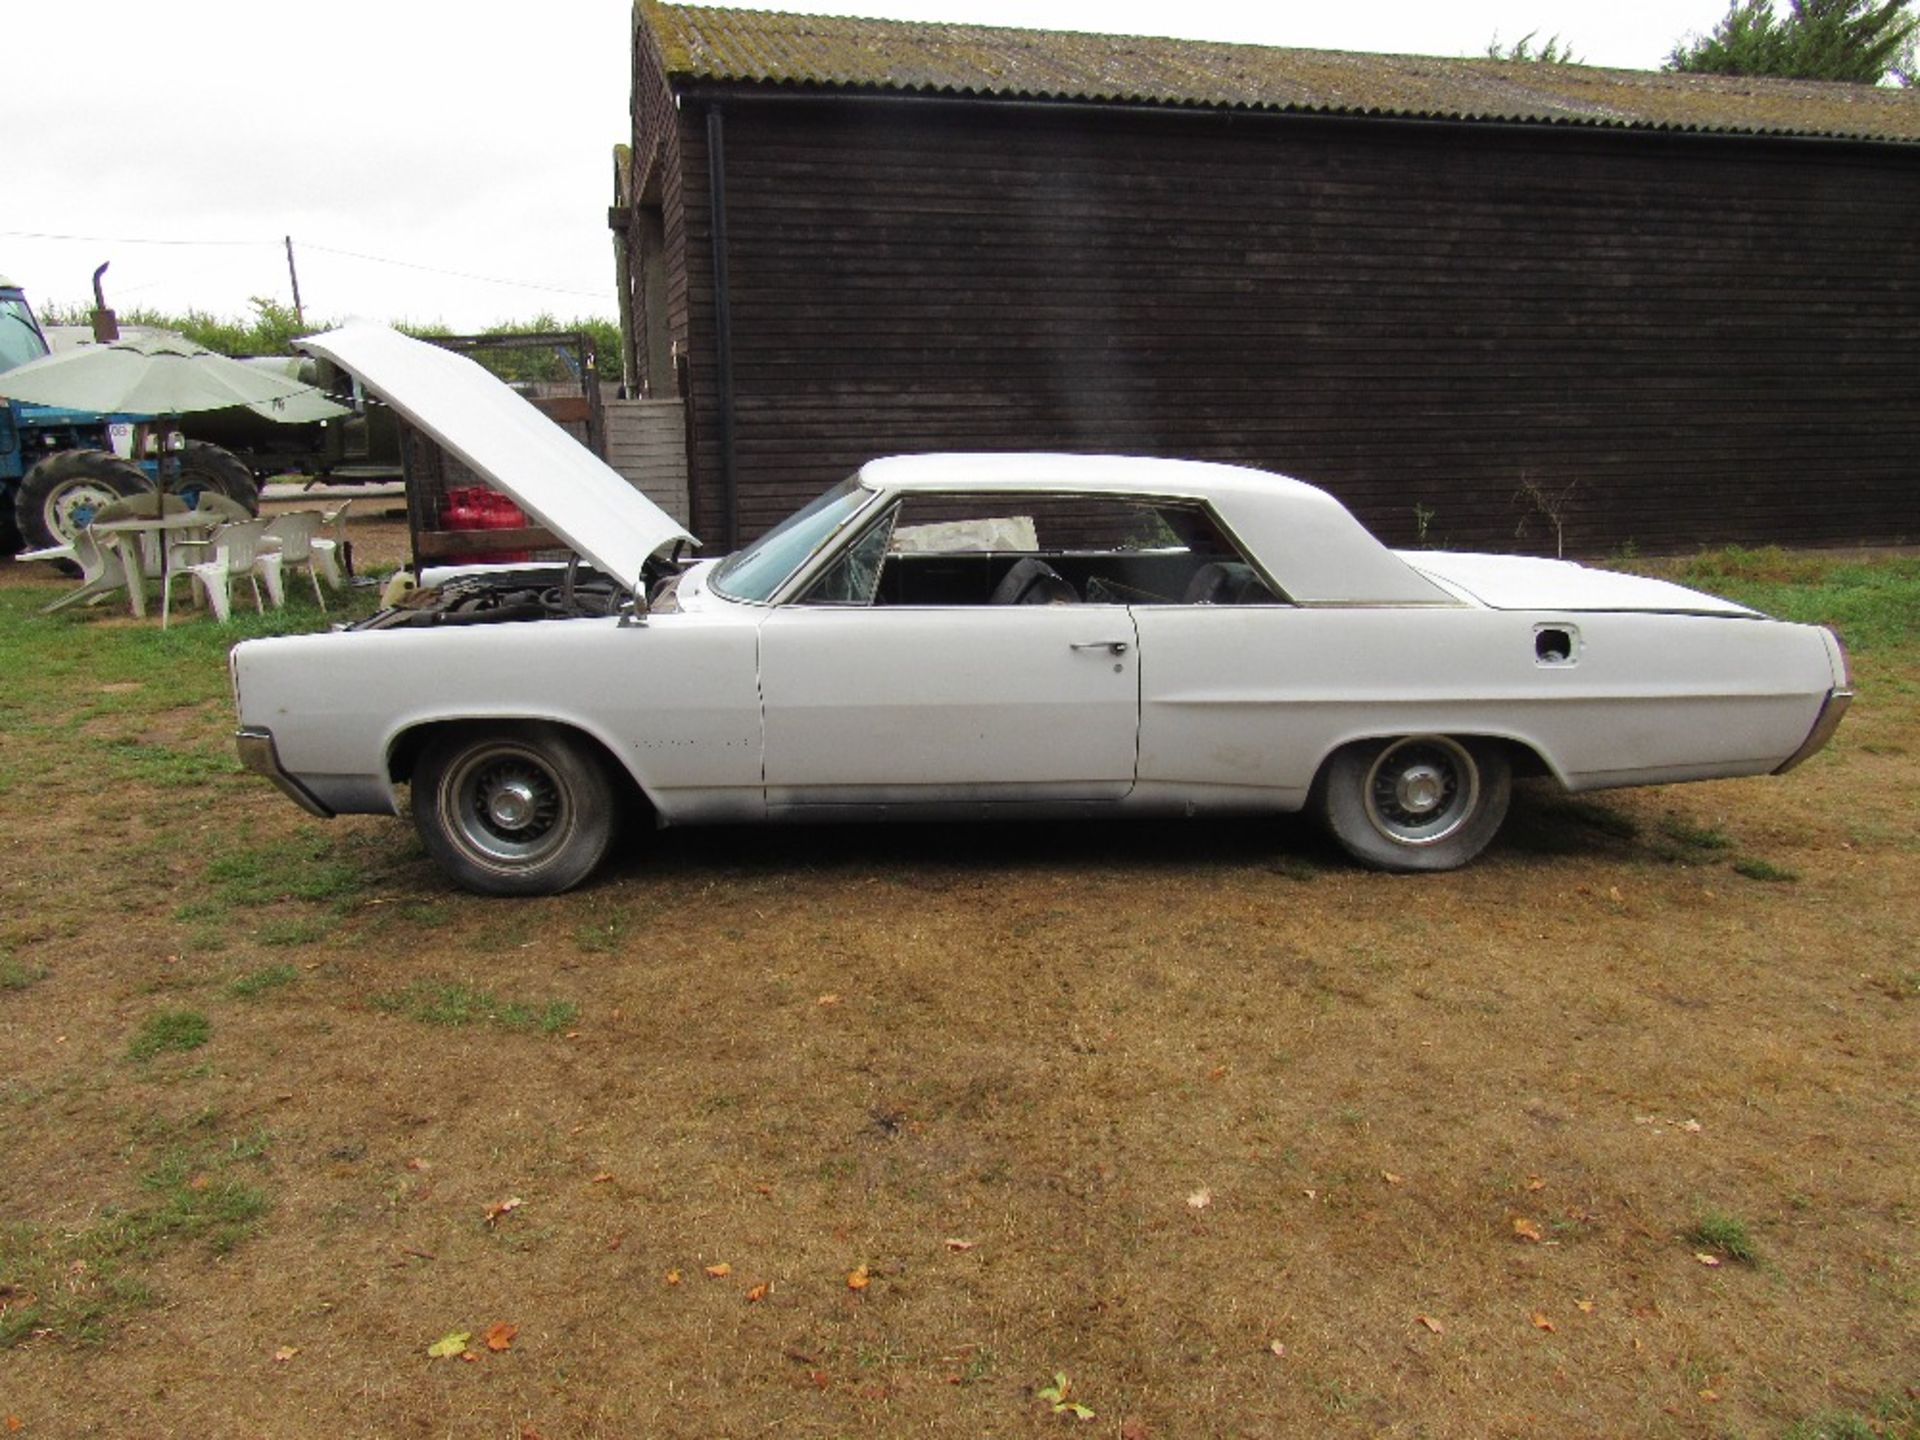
[0,331,346,417]
[0,332,351,596]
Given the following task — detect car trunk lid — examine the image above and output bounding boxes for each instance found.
[1400,552,1759,616]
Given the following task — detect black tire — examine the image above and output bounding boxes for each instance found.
[412,723,617,896]
[15,449,149,552]
[1314,735,1512,872]
[169,442,261,514]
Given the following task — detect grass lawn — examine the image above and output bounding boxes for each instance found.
[0,546,1914,1438]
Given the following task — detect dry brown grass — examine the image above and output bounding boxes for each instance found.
[0,541,1913,1439]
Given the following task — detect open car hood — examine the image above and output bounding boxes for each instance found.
[297,323,694,585]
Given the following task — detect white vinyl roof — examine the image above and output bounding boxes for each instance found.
[857,453,1454,605]
[297,323,695,584]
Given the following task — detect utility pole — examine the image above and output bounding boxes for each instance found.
[285,235,305,327]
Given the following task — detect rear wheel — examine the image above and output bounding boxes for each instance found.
[1314,735,1511,872]
[169,442,260,514]
[412,723,616,896]
[15,449,148,552]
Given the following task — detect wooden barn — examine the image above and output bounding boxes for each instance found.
[613,2,1920,555]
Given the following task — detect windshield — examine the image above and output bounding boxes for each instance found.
[710,476,874,602]
[0,296,50,375]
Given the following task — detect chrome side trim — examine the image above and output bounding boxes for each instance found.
[1774,688,1853,774]
[235,727,334,818]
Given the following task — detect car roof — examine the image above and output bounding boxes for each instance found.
[855,453,1455,605]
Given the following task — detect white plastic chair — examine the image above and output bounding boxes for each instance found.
[258,511,328,610]
[311,498,353,588]
[189,492,253,524]
[34,526,135,614]
[163,518,276,625]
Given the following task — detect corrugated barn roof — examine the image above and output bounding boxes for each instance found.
[642,2,1920,145]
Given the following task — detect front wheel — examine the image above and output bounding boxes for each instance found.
[1314,735,1511,872]
[412,724,617,895]
[15,449,149,552]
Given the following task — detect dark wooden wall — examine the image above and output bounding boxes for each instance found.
[637,83,1920,555]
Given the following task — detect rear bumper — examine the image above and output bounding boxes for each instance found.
[1774,688,1853,774]
[235,726,335,817]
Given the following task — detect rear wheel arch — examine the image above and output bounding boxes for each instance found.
[1308,731,1545,872]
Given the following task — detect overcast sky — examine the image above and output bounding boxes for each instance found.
[4,0,1735,333]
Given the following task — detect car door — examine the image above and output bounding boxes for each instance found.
[757,604,1141,810]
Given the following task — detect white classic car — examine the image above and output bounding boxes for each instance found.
[232,325,1851,895]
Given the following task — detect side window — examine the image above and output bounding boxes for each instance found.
[798,507,897,605]
[794,492,1276,608]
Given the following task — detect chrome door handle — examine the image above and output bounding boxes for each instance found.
[1070,640,1130,655]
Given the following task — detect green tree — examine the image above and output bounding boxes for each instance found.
[1668,0,1920,83]
[1486,30,1583,63]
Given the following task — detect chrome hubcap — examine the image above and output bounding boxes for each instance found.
[1395,764,1445,814]
[444,746,567,866]
[1364,737,1480,847]
[487,779,538,831]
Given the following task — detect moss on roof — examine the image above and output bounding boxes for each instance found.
[640,1,1920,145]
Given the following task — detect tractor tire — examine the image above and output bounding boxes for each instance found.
[170,442,261,515]
[15,449,149,553]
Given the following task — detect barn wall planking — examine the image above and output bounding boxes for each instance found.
[649,94,1920,554]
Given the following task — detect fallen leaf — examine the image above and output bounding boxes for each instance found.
[944,1238,977,1252]
[1206,1065,1227,1081]
[1700,1389,1720,1402]
[704,1263,731,1279]
[847,1265,871,1291]
[590,1172,613,1184]
[483,1322,518,1353]
[1694,1252,1723,1267]
[1512,1217,1544,1243]
[664,1269,681,1286]
[1417,1314,1444,1334]
[1680,1119,1703,1134]
[1381,1171,1404,1185]
[272,1345,298,1363]
[4,1418,18,1433]
[1186,1188,1213,1210]
[1120,1421,1150,1440]
[1267,1339,1287,1358]
[1525,1176,1546,1192]
[460,1350,479,1364]
[815,993,841,1007]
[808,1369,831,1389]
[405,1157,430,1172]
[747,1283,769,1303]
[1607,885,1623,901]
[484,1197,523,1227]
[606,1234,624,1252]
[521,1428,549,1440]
[1576,1299,1597,1314]
[1531,1312,1556,1333]
[427,1331,471,1359]
[1301,1188,1318,1200]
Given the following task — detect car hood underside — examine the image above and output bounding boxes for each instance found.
[297,323,695,586]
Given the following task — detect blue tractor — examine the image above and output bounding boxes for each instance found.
[0,273,258,555]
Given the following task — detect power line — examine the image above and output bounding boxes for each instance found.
[2,229,609,299]
[298,242,610,299]
[0,228,274,248]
